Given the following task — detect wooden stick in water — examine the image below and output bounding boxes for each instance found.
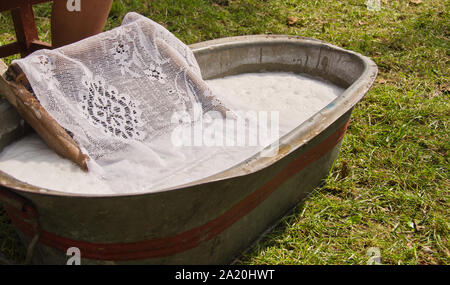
[0,62,89,171]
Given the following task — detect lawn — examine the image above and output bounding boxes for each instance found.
[0,0,448,265]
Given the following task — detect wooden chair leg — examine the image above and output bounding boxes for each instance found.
[12,2,41,57]
[0,0,52,58]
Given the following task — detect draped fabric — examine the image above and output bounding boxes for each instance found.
[14,13,266,194]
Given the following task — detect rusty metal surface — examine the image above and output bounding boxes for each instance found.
[0,35,377,264]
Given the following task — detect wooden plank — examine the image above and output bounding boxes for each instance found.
[0,59,7,76]
[1,0,53,58]
[29,40,52,53]
[0,42,23,58]
[0,63,89,170]
[11,3,40,56]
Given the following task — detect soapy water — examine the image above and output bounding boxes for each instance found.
[209,72,342,134]
[0,72,343,194]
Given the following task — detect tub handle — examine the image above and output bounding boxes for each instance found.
[0,187,40,265]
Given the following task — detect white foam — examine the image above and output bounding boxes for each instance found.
[0,72,343,194]
[0,134,112,194]
[208,72,342,134]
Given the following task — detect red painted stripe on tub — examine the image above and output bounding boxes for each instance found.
[5,120,350,261]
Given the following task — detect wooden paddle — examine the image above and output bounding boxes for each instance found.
[0,59,89,171]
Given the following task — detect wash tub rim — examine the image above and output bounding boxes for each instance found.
[0,35,378,198]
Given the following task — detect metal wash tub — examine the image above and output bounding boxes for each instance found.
[0,35,377,264]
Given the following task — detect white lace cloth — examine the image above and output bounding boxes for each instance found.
[13,12,265,194]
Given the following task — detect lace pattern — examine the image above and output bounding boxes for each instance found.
[30,55,60,90]
[13,12,259,194]
[79,75,145,140]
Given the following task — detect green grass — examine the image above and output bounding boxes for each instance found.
[0,0,448,264]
